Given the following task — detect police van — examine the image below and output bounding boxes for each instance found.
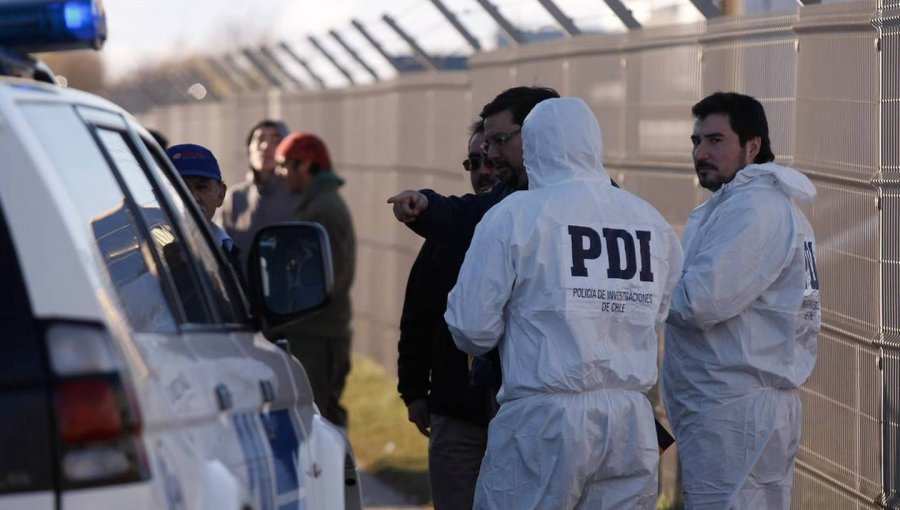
[0,1,362,509]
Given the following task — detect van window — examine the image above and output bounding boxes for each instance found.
[20,104,177,333]
[94,128,216,324]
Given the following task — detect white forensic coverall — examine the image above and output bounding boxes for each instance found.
[445,97,684,510]
[662,163,821,509]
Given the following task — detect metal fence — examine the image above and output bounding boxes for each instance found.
[877,0,900,503]
[136,1,898,506]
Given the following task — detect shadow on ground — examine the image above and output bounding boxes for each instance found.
[359,468,432,509]
[367,460,431,505]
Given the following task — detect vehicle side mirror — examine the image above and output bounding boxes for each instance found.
[248,222,334,339]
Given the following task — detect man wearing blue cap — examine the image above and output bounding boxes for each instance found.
[166,143,245,287]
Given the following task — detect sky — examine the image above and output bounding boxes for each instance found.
[100,0,704,86]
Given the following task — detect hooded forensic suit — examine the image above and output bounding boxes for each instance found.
[662,163,820,509]
[445,98,684,510]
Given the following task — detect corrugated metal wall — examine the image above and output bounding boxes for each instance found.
[137,1,897,505]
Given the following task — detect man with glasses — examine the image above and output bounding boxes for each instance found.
[397,119,502,509]
[464,125,501,195]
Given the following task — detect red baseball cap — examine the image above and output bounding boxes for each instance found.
[276,133,332,170]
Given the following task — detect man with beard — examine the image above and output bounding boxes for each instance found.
[216,119,302,271]
[397,119,501,510]
[662,92,821,509]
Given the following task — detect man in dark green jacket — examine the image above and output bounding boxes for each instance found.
[276,132,356,428]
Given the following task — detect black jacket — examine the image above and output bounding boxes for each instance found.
[410,183,511,253]
[398,185,508,426]
[397,239,497,426]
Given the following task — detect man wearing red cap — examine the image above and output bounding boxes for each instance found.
[275,132,356,428]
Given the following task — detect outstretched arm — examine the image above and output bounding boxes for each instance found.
[388,185,506,250]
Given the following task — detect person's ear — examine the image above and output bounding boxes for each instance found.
[745,136,761,164]
[217,181,227,206]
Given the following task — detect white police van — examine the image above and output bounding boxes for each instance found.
[0,1,362,509]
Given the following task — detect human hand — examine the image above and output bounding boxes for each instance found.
[387,190,429,223]
[406,398,430,437]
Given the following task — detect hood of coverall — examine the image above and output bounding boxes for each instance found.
[522,97,611,190]
[729,162,816,204]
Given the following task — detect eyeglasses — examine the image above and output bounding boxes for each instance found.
[481,128,521,152]
[462,156,493,172]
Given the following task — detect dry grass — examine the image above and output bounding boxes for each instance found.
[344,353,431,504]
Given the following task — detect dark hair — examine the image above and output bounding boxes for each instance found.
[245,119,289,149]
[691,92,775,164]
[479,86,560,126]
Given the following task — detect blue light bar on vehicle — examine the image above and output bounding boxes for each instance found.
[0,0,107,53]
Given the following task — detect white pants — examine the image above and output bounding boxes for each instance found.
[673,389,801,510]
[473,389,658,510]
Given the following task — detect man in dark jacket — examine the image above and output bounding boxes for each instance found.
[276,132,356,428]
[397,119,501,510]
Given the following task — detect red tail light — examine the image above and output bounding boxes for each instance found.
[58,378,122,443]
[46,322,149,488]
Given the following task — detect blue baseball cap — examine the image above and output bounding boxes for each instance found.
[166,143,222,181]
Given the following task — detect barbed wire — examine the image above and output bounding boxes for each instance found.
[109,0,696,98]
